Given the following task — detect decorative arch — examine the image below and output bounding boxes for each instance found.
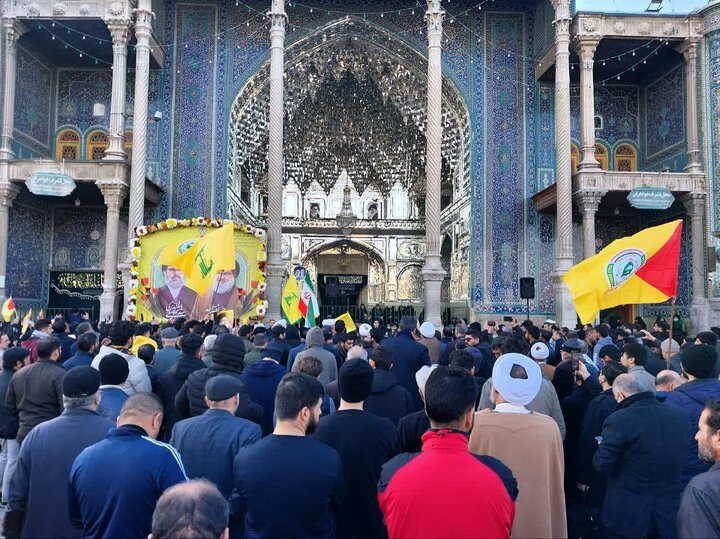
[55,128,81,160]
[85,129,109,161]
[594,142,609,171]
[614,142,638,171]
[397,264,423,302]
[227,16,471,219]
[571,143,580,175]
[301,237,387,274]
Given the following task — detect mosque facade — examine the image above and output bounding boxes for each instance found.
[0,0,718,329]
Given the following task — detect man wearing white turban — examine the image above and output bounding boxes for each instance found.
[469,353,567,539]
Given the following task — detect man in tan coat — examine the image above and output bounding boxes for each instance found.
[469,352,566,539]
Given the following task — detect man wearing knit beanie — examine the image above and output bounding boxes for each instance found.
[314,359,397,539]
[665,344,720,487]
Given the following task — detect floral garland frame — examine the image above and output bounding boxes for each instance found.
[127,217,269,320]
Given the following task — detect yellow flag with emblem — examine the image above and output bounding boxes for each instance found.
[170,223,236,296]
[335,312,357,333]
[281,278,303,324]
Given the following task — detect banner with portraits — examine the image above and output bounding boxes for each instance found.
[128,218,268,322]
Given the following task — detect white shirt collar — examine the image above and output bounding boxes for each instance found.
[495,402,531,414]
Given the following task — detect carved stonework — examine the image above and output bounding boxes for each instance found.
[638,22,651,35]
[613,21,626,34]
[662,22,677,35]
[53,2,67,16]
[79,4,90,16]
[582,17,599,33]
[27,3,40,16]
[109,2,124,16]
[398,241,426,259]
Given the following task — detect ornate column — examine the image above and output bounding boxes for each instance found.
[552,0,577,328]
[576,38,601,170]
[421,0,446,328]
[127,0,153,236]
[0,181,20,302]
[682,193,708,328]
[680,39,702,174]
[104,19,131,161]
[97,182,128,321]
[264,0,287,322]
[0,20,25,160]
[577,191,605,260]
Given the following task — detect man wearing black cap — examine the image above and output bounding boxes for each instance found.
[4,366,111,539]
[0,348,26,506]
[171,375,261,539]
[314,359,398,539]
[665,344,720,487]
[5,337,65,444]
[96,354,130,423]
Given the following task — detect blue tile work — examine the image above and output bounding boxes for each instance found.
[7,203,51,304]
[51,208,107,270]
[644,65,686,165]
[570,84,640,155]
[705,23,720,297]
[15,46,53,154]
[474,10,534,314]
[536,83,555,189]
[170,3,218,218]
[56,69,112,135]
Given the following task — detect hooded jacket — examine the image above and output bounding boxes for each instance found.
[664,378,720,486]
[364,369,414,426]
[292,328,338,386]
[174,334,263,427]
[92,346,151,396]
[155,353,206,441]
[241,360,287,436]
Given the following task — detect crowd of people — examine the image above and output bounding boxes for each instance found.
[0,310,718,538]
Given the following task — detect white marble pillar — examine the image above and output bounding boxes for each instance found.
[552,0,577,328]
[421,0,446,328]
[104,19,131,161]
[0,180,20,302]
[680,39,702,174]
[264,0,287,322]
[97,182,128,321]
[682,194,707,328]
[577,191,604,261]
[576,38,600,170]
[127,1,153,236]
[0,20,24,160]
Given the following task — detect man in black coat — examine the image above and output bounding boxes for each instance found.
[593,373,689,539]
[170,375,261,539]
[4,367,112,539]
[174,333,263,427]
[364,347,413,426]
[155,333,205,441]
[381,316,430,411]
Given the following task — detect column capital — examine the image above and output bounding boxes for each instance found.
[576,190,605,214]
[106,18,131,47]
[574,37,600,62]
[267,0,287,34]
[678,38,700,61]
[551,0,572,22]
[681,192,706,215]
[97,181,128,210]
[2,19,27,43]
[133,6,154,39]
[426,0,444,35]
[0,182,20,207]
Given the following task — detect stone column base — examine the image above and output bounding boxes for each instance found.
[99,289,117,322]
[422,257,446,328]
[689,300,710,333]
[265,261,285,323]
[552,270,577,329]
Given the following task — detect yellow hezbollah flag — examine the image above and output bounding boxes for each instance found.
[171,222,236,296]
[1,297,15,323]
[336,312,357,333]
[563,220,683,324]
[21,309,32,334]
[281,278,303,324]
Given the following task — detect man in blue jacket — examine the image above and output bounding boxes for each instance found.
[4,366,112,539]
[69,393,187,538]
[593,373,689,539]
[171,375,261,538]
[664,344,720,488]
[242,344,287,435]
[380,316,431,411]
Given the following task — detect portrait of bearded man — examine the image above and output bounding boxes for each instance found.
[154,265,199,319]
[191,261,241,319]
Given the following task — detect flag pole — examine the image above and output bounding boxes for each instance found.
[666,296,677,371]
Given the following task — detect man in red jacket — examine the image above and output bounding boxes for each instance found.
[378,366,516,539]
